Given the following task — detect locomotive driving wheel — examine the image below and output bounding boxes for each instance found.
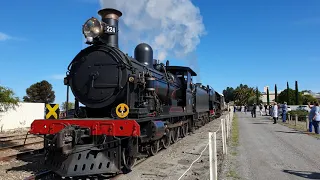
[180,124,186,137]
[122,138,137,172]
[149,140,160,156]
[201,117,205,126]
[162,129,171,149]
[122,148,137,172]
[182,123,188,137]
[171,127,179,143]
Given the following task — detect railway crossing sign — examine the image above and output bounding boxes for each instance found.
[45,104,60,119]
[116,103,129,118]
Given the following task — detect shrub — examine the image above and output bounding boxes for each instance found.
[288,110,308,121]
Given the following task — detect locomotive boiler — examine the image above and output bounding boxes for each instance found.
[28,8,226,178]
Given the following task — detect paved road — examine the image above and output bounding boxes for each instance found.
[235,112,320,180]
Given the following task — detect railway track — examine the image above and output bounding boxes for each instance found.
[0,148,44,161]
[23,157,148,180]
[0,141,43,152]
[0,134,33,139]
[0,136,38,143]
[22,136,182,180]
[0,134,44,162]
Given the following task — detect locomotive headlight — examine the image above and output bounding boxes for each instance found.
[82,17,103,39]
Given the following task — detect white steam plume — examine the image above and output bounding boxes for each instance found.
[99,0,206,62]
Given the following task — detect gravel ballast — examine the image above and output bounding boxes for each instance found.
[0,114,229,180]
[116,114,227,180]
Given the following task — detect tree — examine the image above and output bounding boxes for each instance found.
[247,89,262,105]
[233,84,261,105]
[61,102,75,111]
[0,86,19,112]
[275,84,278,102]
[278,88,302,105]
[295,81,299,105]
[23,80,55,103]
[286,82,290,104]
[222,87,235,103]
[301,94,318,105]
[267,87,270,105]
[255,87,260,104]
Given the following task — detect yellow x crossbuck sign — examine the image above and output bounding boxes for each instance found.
[46,104,59,119]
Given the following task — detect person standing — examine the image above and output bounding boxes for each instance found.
[311,102,320,134]
[264,104,268,115]
[282,102,288,122]
[307,102,315,132]
[272,102,278,124]
[269,105,272,116]
[259,104,263,116]
[251,104,257,118]
[244,105,247,114]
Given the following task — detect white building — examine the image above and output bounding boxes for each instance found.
[261,86,283,104]
[0,102,45,132]
[303,91,320,102]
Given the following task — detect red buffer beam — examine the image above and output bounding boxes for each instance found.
[29,119,141,137]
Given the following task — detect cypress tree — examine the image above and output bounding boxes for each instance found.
[295,81,299,105]
[267,87,270,105]
[287,82,290,104]
[256,87,259,104]
[275,84,278,102]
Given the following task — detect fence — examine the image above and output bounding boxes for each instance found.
[286,113,310,131]
[177,110,234,180]
[209,110,234,180]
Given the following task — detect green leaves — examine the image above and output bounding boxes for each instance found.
[225,84,262,106]
[23,80,55,104]
[0,86,19,112]
[61,102,75,111]
[223,87,235,103]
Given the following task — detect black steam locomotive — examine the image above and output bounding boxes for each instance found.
[29,8,226,178]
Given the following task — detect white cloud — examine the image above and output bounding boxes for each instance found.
[0,32,12,41]
[0,32,26,41]
[51,74,65,80]
[99,0,206,61]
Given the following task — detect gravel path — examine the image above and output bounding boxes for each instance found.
[234,112,320,180]
[116,114,227,180]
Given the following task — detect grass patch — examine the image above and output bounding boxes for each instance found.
[279,120,320,139]
[231,151,237,156]
[231,114,239,147]
[223,113,241,179]
[227,170,241,179]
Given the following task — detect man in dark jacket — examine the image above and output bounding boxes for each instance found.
[251,104,257,118]
[264,104,268,116]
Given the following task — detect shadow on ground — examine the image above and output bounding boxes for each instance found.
[251,122,268,124]
[274,130,304,134]
[283,170,320,179]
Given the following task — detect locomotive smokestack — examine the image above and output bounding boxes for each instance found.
[98,8,122,48]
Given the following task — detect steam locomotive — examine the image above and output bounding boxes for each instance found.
[28,8,226,178]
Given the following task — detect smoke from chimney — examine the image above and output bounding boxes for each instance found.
[98,0,206,62]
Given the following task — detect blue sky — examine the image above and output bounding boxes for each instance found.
[0,0,320,105]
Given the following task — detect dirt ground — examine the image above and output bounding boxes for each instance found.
[116,114,227,180]
[0,114,229,180]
